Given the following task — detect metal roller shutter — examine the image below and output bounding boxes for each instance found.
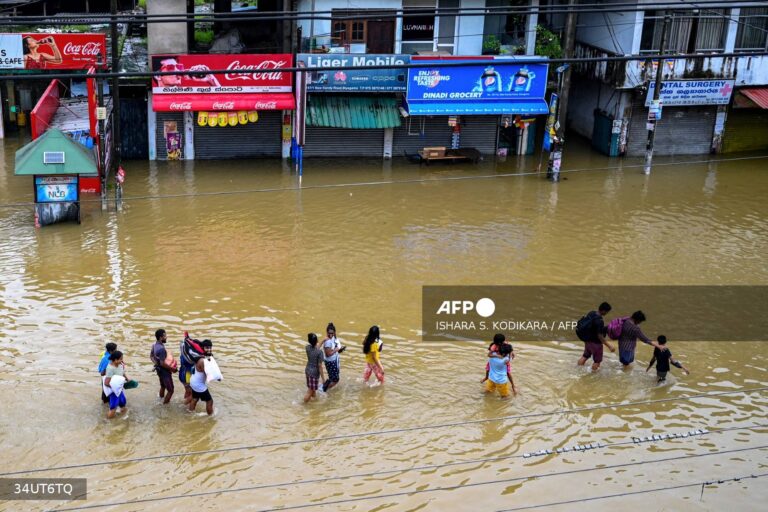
[627,94,716,156]
[457,115,499,155]
[156,112,184,161]
[193,111,282,159]
[303,126,384,157]
[722,109,768,153]
[392,116,452,156]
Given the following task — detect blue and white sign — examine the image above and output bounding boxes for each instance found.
[645,80,735,106]
[298,54,410,92]
[406,59,549,115]
[35,176,78,203]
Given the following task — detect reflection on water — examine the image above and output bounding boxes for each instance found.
[0,133,767,511]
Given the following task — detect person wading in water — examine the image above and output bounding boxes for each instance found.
[576,302,615,372]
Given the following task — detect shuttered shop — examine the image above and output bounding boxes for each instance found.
[193,111,282,159]
[155,112,184,161]
[627,95,716,156]
[303,127,384,157]
[392,115,498,155]
[722,109,768,153]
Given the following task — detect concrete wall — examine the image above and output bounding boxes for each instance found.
[623,55,768,88]
[576,0,639,55]
[568,78,623,138]
[148,0,188,55]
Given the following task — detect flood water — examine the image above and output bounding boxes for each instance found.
[0,134,767,512]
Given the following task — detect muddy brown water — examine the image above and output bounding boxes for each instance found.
[0,135,767,511]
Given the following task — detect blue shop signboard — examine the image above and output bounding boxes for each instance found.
[35,176,79,203]
[298,54,411,92]
[406,59,549,115]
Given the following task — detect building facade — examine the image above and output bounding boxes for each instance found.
[567,0,768,156]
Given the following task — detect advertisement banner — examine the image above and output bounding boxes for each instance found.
[0,33,106,69]
[297,54,410,92]
[407,60,548,103]
[645,80,735,106]
[35,176,78,203]
[151,54,293,94]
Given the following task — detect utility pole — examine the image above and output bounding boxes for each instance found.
[644,14,671,174]
[97,64,106,211]
[547,0,576,182]
[110,0,122,196]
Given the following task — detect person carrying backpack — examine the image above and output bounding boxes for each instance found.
[576,302,615,372]
[608,311,666,368]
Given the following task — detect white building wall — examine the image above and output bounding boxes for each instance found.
[455,0,485,55]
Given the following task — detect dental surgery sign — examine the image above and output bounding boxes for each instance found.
[406,59,549,115]
[645,79,735,106]
[297,54,410,92]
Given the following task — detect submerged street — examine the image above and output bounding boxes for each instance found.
[1,135,767,511]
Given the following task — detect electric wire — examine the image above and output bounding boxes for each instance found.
[50,444,768,512]
[0,154,765,210]
[3,386,766,477]
[35,423,768,509]
[3,0,763,25]
[1,48,766,82]
[496,472,768,511]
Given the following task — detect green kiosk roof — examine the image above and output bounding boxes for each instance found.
[15,129,98,176]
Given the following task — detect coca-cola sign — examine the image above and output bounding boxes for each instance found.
[62,41,102,57]
[2,33,107,69]
[152,54,293,94]
[169,102,193,111]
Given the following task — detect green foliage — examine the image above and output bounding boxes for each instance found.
[195,29,214,46]
[535,25,562,59]
[138,0,146,9]
[483,34,501,55]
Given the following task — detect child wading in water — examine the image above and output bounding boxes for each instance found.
[482,333,513,383]
[484,343,516,398]
[646,335,690,383]
[103,351,129,419]
[304,333,326,402]
[362,325,384,385]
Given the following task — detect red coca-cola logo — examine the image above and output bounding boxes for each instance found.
[253,101,277,109]
[213,101,235,110]
[63,41,102,57]
[225,60,286,81]
[169,102,192,110]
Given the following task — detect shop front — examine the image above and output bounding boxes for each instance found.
[402,57,549,157]
[296,54,410,158]
[626,79,735,156]
[722,88,768,153]
[149,54,295,160]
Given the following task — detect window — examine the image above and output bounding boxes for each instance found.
[641,10,728,54]
[483,0,528,49]
[401,0,457,55]
[331,12,367,45]
[735,8,768,51]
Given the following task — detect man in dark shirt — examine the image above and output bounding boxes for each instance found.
[577,302,616,372]
[151,329,177,404]
[647,335,689,382]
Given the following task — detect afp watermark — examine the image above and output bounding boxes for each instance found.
[0,478,87,501]
[422,286,768,342]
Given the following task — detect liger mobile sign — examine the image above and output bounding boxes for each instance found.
[406,61,549,103]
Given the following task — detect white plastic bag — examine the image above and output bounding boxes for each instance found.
[204,356,223,383]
